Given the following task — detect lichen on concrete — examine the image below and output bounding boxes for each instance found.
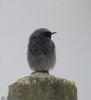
[8,73,77,100]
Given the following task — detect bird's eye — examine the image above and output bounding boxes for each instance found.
[43,32,51,38]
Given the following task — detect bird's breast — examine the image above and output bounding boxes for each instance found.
[28,38,55,56]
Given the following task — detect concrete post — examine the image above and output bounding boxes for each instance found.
[8,73,77,100]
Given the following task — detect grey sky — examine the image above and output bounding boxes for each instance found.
[0,0,91,100]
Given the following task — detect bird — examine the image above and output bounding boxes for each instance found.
[27,28,56,74]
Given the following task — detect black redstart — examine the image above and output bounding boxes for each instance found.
[27,28,56,74]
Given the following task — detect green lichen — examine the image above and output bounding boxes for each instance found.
[8,73,77,100]
[69,84,77,95]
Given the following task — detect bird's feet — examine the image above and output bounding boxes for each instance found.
[31,70,49,74]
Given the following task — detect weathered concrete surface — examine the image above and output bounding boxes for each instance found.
[8,73,77,100]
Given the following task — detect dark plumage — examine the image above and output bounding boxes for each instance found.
[27,28,56,74]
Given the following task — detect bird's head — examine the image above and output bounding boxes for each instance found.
[31,28,56,39]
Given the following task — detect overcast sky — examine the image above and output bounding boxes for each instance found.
[0,0,91,100]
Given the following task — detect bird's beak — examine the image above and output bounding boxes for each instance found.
[51,32,57,34]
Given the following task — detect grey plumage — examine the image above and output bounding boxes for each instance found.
[27,28,56,73]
